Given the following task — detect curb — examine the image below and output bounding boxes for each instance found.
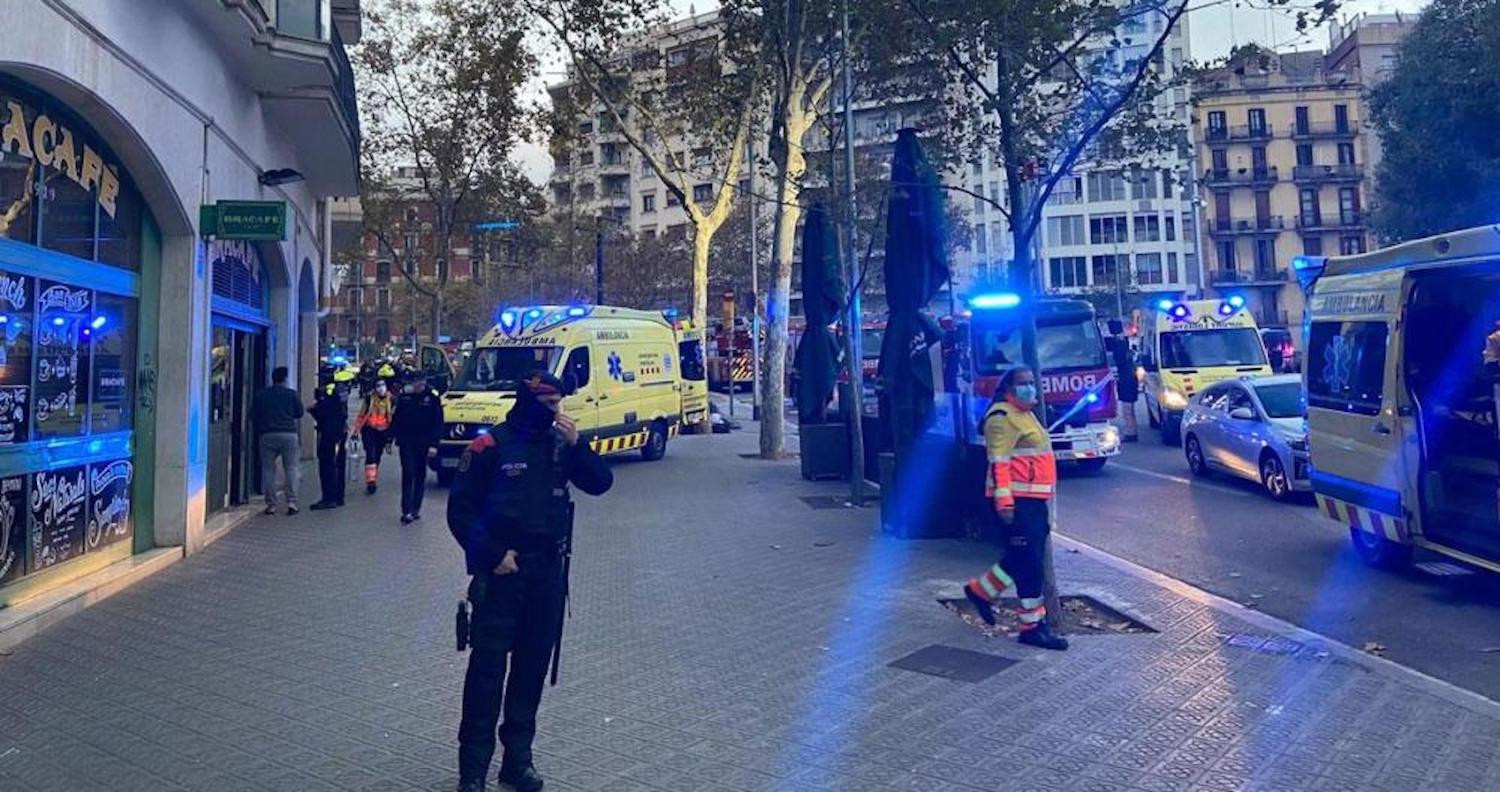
[1054,531,1500,718]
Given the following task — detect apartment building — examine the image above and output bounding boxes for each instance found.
[1324,13,1418,185]
[1194,43,1381,330]
[951,8,1201,310]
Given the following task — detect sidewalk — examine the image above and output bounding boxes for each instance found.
[0,425,1496,791]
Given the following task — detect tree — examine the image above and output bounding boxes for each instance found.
[529,0,759,328]
[720,0,918,458]
[354,0,537,341]
[1370,0,1500,242]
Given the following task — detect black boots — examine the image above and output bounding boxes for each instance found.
[456,779,485,792]
[1018,620,1069,651]
[964,585,998,626]
[498,763,544,792]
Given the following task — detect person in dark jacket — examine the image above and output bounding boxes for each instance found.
[448,371,612,792]
[391,371,445,523]
[309,374,351,510]
[250,366,304,515]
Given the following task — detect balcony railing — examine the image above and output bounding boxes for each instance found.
[1292,163,1363,182]
[1211,267,1288,285]
[1290,121,1356,139]
[329,24,360,148]
[1206,124,1273,142]
[1296,213,1365,230]
[1203,166,1279,186]
[1210,216,1285,235]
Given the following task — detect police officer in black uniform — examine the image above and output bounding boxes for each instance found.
[308,373,351,510]
[448,371,612,792]
[391,370,444,524]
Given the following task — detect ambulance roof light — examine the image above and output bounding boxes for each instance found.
[1156,298,1173,311]
[1228,295,1245,308]
[499,310,517,331]
[969,292,1021,310]
[526,308,543,320]
[1170,305,1190,319]
[566,306,589,318]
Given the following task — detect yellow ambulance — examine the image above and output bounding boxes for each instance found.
[673,318,711,431]
[1298,227,1500,573]
[432,305,686,484]
[1141,297,1274,444]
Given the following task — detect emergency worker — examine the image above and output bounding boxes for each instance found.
[391,370,444,523]
[354,379,395,494]
[448,371,612,792]
[961,366,1069,651]
[309,369,353,510]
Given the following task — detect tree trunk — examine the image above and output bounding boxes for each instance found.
[760,95,812,459]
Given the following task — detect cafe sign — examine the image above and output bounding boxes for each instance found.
[0,99,123,218]
[199,200,287,241]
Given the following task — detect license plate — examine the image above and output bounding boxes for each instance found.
[441,457,460,468]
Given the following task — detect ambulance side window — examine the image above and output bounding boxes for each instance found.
[564,347,591,390]
[1307,321,1388,415]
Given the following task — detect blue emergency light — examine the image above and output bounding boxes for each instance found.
[526,308,543,320]
[499,310,518,331]
[51,317,65,327]
[1156,298,1174,311]
[91,316,108,330]
[566,306,590,318]
[1228,295,1246,308]
[969,292,1021,310]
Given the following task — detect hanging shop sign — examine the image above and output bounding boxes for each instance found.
[199,200,287,241]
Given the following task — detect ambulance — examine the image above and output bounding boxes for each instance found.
[673,318,711,431]
[432,305,687,484]
[1141,297,1273,444]
[1298,226,1500,573]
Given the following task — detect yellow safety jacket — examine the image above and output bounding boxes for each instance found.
[982,398,1057,508]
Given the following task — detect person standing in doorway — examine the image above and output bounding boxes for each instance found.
[251,366,304,516]
[960,366,1068,651]
[309,370,353,510]
[391,370,444,524]
[354,379,395,494]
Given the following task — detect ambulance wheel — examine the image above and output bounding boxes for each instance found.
[1350,526,1413,570]
[1160,415,1181,445]
[436,469,456,487]
[642,420,668,461]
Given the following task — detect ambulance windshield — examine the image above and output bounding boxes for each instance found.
[458,346,561,391]
[1160,328,1267,369]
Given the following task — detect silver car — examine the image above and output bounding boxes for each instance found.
[1181,374,1311,500]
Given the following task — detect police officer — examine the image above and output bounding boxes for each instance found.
[448,371,612,792]
[309,369,353,510]
[960,366,1068,651]
[391,370,444,524]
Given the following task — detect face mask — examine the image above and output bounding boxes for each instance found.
[1013,384,1038,405]
[509,392,556,433]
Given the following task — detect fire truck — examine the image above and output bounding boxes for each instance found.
[954,295,1122,469]
[707,318,755,391]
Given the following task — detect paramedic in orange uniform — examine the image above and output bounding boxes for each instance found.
[962,366,1068,650]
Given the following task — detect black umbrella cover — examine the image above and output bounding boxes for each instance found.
[794,205,845,424]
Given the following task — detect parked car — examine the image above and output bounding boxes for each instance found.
[1181,374,1310,500]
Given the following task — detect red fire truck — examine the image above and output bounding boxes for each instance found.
[707,318,755,391]
[956,295,1122,468]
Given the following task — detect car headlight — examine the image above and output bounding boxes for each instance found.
[1100,425,1121,449]
[1162,389,1189,410]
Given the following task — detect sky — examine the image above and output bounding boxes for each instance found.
[512,0,1433,182]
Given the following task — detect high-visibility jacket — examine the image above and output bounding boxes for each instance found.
[982,398,1057,508]
[355,393,394,432]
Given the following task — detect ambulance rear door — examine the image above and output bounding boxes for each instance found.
[1305,269,1410,526]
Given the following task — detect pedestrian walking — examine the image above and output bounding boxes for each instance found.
[448,371,613,792]
[309,370,353,511]
[250,366,304,516]
[354,380,394,494]
[961,366,1068,651]
[1108,321,1139,442]
[391,370,444,524]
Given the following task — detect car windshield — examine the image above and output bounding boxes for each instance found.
[1255,382,1305,419]
[974,318,1106,374]
[456,346,560,391]
[1161,328,1268,369]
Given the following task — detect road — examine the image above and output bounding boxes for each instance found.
[1056,406,1500,700]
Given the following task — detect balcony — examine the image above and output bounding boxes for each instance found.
[1202,166,1279,187]
[601,191,631,209]
[1205,124,1273,142]
[1296,213,1365,232]
[198,1,362,195]
[1290,122,1356,139]
[1210,267,1289,286]
[598,158,631,175]
[1209,216,1285,235]
[1292,164,1363,183]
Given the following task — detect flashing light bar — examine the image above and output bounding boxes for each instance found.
[91,316,108,330]
[1156,298,1174,311]
[1227,295,1246,308]
[567,306,590,318]
[969,292,1021,310]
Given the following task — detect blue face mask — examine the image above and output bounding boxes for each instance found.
[1013,384,1038,404]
